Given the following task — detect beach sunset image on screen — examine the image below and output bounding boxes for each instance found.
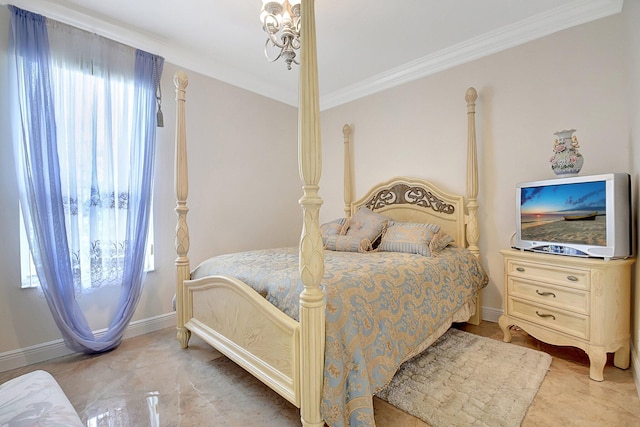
[520,181,606,246]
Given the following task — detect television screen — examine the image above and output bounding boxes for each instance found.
[515,173,631,259]
[520,180,606,246]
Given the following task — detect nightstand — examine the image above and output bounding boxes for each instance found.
[498,249,634,381]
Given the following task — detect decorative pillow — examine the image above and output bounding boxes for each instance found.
[325,207,389,252]
[324,234,374,253]
[320,218,347,246]
[347,207,389,236]
[378,221,442,257]
[429,229,456,254]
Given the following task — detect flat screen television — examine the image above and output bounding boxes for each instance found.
[514,173,632,259]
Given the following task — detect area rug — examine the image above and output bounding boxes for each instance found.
[376,328,552,427]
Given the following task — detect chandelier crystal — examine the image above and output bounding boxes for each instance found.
[260,0,301,70]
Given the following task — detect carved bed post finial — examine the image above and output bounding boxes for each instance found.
[298,1,325,426]
[174,70,191,349]
[343,124,353,218]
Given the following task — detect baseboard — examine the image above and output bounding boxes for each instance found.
[1,306,504,373]
[481,306,502,323]
[632,342,640,400]
[118,312,176,341]
[0,312,176,373]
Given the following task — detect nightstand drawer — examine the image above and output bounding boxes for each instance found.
[508,278,589,315]
[508,297,589,340]
[500,249,635,381]
[506,259,590,290]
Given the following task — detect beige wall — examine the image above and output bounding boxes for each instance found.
[622,0,640,391]
[320,12,631,320]
[1,4,637,376]
[0,6,299,363]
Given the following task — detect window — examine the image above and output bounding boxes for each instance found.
[17,24,156,293]
[10,5,163,352]
[19,206,154,289]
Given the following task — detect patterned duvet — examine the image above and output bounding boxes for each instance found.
[191,246,488,427]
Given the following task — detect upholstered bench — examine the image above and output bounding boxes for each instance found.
[0,370,83,426]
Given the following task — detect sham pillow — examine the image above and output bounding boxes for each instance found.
[429,229,456,254]
[346,207,389,238]
[324,234,374,253]
[320,218,348,246]
[325,207,390,252]
[378,221,442,257]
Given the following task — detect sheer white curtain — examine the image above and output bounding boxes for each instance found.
[10,5,163,353]
[48,21,138,292]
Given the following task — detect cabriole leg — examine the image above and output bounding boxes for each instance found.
[177,327,191,349]
[498,315,512,342]
[588,347,607,381]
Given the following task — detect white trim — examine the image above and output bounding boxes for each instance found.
[0,312,176,373]
[481,306,503,324]
[320,0,623,109]
[1,0,296,106]
[0,306,502,373]
[1,0,622,109]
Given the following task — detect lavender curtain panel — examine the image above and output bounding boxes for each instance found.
[9,5,163,353]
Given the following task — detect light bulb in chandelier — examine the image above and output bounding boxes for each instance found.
[260,0,301,70]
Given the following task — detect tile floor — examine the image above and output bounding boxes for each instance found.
[1,321,639,426]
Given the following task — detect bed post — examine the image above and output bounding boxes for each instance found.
[465,87,482,325]
[343,124,354,218]
[298,1,325,426]
[174,71,191,349]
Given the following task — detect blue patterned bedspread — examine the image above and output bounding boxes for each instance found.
[191,246,488,427]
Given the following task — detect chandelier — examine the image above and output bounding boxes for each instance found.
[260,0,301,70]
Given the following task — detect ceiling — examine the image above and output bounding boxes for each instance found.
[5,0,624,109]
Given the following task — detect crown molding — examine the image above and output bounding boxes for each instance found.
[2,0,299,106]
[319,0,624,110]
[2,0,623,110]
[3,0,167,55]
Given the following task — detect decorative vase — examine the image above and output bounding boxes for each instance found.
[549,129,583,176]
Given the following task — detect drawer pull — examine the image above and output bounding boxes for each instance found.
[536,311,556,321]
[536,290,556,298]
[567,275,578,282]
[516,267,525,272]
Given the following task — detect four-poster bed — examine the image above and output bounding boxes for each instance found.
[172,1,485,426]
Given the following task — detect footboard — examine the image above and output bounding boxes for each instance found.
[183,276,301,406]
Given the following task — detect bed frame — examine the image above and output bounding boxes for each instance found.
[172,2,480,426]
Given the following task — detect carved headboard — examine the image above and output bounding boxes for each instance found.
[342,87,478,257]
[351,177,467,248]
